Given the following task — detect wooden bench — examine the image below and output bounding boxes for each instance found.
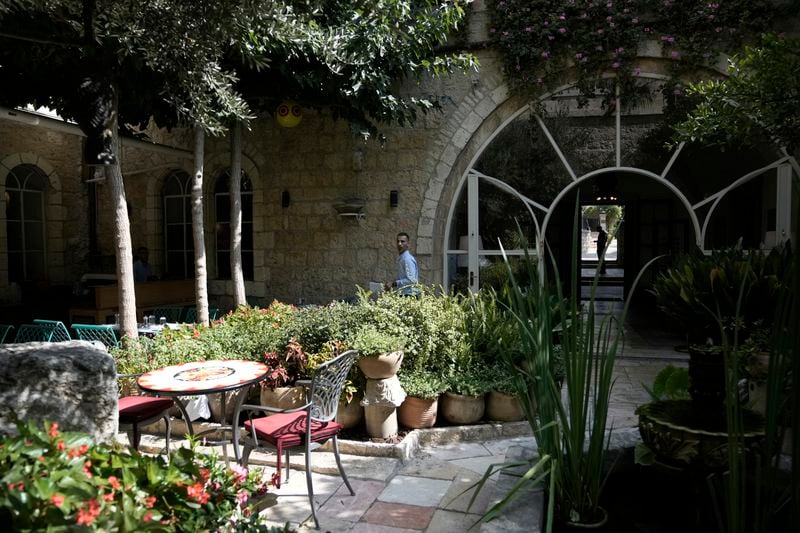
[69,280,195,324]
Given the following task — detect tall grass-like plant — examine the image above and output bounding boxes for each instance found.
[472,209,660,530]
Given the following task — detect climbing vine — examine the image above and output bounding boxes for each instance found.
[488,0,786,105]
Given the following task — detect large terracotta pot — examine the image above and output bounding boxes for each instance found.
[259,385,306,416]
[358,351,404,379]
[485,391,525,422]
[441,391,485,425]
[209,386,258,423]
[398,395,438,429]
[337,398,364,429]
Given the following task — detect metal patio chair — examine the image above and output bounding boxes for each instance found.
[14,323,57,343]
[72,324,120,349]
[117,373,172,453]
[183,307,219,323]
[0,324,15,343]
[33,319,72,342]
[233,349,358,530]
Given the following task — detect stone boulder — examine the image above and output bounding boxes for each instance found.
[0,341,118,442]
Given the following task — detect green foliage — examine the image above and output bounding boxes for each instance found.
[399,370,447,400]
[349,325,403,358]
[644,365,690,401]
[673,34,800,151]
[0,0,476,138]
[358,288,469,375]
[447,363,494,397]
[0,419,276,531]
[650,244,793,344]
[488,0,784,104]
[472,206,661,528]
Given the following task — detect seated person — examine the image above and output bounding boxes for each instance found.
[133,246,157,282]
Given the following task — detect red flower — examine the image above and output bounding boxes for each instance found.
[144,495,157,508]
[48,423,59,438]
[143,511,154,522]
[192,329,200,338]
[68,444,89,458]
[199,468,210,482]
[56,440,66,451]
[186,482,210,504]
[76,499,100,526]
[83,461,93,479]
[108,476,121,490]
[51,494,65,507]
[103,492,115,502]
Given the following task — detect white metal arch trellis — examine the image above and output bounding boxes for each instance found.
[443,78,798,292]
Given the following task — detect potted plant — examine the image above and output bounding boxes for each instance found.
[441,364,491,425]
[350,325,405,379]
[397,370,446,429]
[259,339,309,415]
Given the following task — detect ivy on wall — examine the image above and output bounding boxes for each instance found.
[487,0,785,104]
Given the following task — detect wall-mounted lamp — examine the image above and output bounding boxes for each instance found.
[281,190,291,208]
[389,190,399,208]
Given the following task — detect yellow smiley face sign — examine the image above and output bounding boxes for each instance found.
[276,100,303,128]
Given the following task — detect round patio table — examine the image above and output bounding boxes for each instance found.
[137,360,269,443]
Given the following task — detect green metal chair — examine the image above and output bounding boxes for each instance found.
[149,306,184,323]
[72,324,120,349]
[183,307,219,323]
[0,324,15,343]
[14,323,56,343]
[33,319,72,342]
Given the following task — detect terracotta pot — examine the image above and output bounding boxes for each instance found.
[259,385,306,416]
[485,391,525,422]
[337,398,364,429]
[440,391,485,425]
[209,386,257,423]
[398,395,438,429]
[358,351,404,379]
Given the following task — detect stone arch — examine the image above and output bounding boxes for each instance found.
[424,51,731,284]
[0,152,66,288]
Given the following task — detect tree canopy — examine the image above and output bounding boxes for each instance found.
[672,34,800,152]
[0,0,476,138]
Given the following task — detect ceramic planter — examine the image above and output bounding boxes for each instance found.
[441,391,485,425]
[337,398,364,429]
[485,391,525,422]
[358,350,404,379]
[259,385,306,416]
[398,395,438,429]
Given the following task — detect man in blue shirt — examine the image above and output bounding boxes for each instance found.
[385,232,419,296]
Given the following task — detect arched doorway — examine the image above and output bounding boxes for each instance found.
[443,76,796,294]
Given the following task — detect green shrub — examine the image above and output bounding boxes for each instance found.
[399,370,447,400]
[350,325,403,357]
[0,420,281,531]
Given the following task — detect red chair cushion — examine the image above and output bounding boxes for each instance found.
[118,396,173,424]
[244,411,342,449]
[244,411,342,488]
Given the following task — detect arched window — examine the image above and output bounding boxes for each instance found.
[5,164,47,282]
[214,170,253,280]
[162,170,194,279]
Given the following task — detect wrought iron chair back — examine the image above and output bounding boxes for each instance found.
[72,324,120,349]
[33,319,72,342]
[308,349,359,423]
[0,324,15,343]
[14,323,56,343]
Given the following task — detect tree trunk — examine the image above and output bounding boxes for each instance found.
[192,124,210,325]
[229,121,246,307]
[105,87,137,339]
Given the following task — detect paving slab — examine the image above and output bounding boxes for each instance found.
[378,475,452,507]
[362,501,436,530]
